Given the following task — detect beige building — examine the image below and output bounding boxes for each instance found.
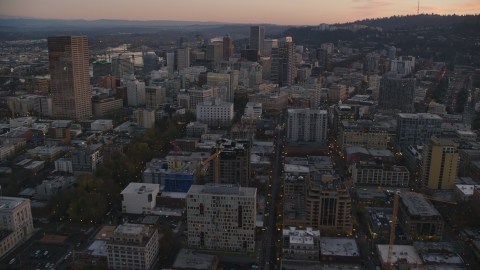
[339,120,388,150]
[248,92,288,111]
[328,84,347,102]
[135,108,156,129]
[106,223,158,270]
[145,86,166,108]
[48,36,92,119]
[186,184,257,252]
[92,96,123,117]
[397,194,444,239]
[28,146,63,162]
[0,197,34,257]
[421,136,459,190]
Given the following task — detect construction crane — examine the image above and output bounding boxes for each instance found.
[200,143,223,184]
[170,140,183,168]
[377,187,457,269]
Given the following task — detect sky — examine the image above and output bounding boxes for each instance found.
[0,0,479,25]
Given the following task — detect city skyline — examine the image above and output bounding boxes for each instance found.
[1,0,479,25]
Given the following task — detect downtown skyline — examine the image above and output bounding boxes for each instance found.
[1,0,480,25]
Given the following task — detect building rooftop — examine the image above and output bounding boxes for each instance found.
[368,149,394,157]
[320,237,360,257]
[283,227,320,246]
[188,184,256,197]
[401,194,441,217]
[397,113,442,120]
[172,249,217,270]
[121,183,159,195]
[377,245,423,265]
[87,240,108,257]
[356,188,387,200]
[114,223,145,236]
[0,196,28,211]
[455,184,480,196]
[284,164,310,174]
[28,145,63,154]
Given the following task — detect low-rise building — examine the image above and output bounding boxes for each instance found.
[376,245,423,269]
[121,183,159,214]
[28,145,63,162]
[196,97,234,127]
[186,122,208,138]
[35,176,77,200]
[282,227,320,261]
[91,119,113,131]
[106,223,158,270]
[454,184,480,202]
[339,120,388,150]
[248,92,288,111]
[351,160,410,186]
[92,96,123,117]
[320,237,361,263]
[398,194,445,240]
[171,249,219,270]
[0,196,34,258]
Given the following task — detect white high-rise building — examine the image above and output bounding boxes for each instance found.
[187,184,257,252]
[127,79,146,107]
[196,97,234,127]
[287,108,328,143]
[245,102,262,119]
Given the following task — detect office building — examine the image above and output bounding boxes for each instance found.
[328,84,347,102]
[33,96,52,116]
[397,193,444,239]
[390,60,413,76]
[222,34,234,60]
[339,120,388,150]
[245,102,262,119]
[186,86,214,111]
[0,196,34,257]
[276,38,295,86]
[206,139,251,187]
[263,39,278,56]
[207,72,233,102]
[72,144,103,173]
[421,136,459,190]
[142,53,158,74]
[282,227,320,261]
[206,44,223,63]
[92,61,112,81]
[396,113,442,148]
[333,105,359,134]
[286,108,328,143]
[106,223,158,270]
[378,76,415,113]
[92,96,123,117]
[186,122,208,137]
[135,108,156,129]
[388,46,396,62]
[248,92,288,111]
[145,86,166,109]
[352,161,409,186]
[250,26,265,55]
[121,183,159,214]
[166,52,175,72]
[127,79,146,107]
[48,36,92,119]
[111,54,134,79]
[365,52,380,71]
[196,97,234,127]
[176,48,190,71]
[186,184,257,252]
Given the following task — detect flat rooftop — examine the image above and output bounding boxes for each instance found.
[284,164,309,174]
[320,237,360,257]
[121,183,159,195]
[377,244,423,265]
[188,184,256,197]
[87,240,108,257]
[356,188,387,200]
[0,196,28,211]
[114,223,145,236]
[397,113,442,120]
[172,249,217,270]
[401,194,441,217]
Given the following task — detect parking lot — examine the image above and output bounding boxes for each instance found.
[15,242,70,269]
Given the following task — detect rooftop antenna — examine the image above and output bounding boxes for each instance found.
[417,1,419,14]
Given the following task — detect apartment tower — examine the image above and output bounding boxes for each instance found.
[421,136,459,190]
[48,36,92,119]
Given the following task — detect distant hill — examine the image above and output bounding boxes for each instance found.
[340,14,480,29]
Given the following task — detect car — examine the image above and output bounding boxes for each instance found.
[44,251,48,255]
[45,263,50,268]
[252,265,259,269]
[9,258,15,265]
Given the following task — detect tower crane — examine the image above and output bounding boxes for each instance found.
[170,140,183,168]
[377,187,457,269]
[200,143,223,184]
